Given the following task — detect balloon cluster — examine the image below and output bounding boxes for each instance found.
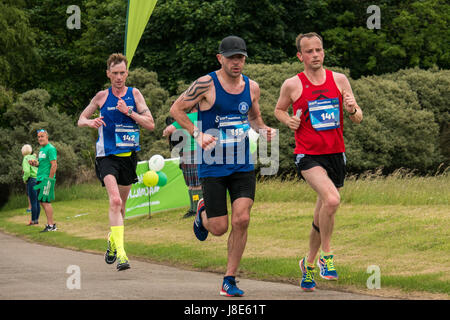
[143,155,167,187]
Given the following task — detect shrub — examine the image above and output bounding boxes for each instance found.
[0,89,92,208]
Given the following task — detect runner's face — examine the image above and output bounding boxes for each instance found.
[298,37,324,70]
[107,61,128,89]
[37,132,48,146]
[219,54,246,78]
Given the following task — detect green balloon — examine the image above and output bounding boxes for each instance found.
[156,171,167,187]
[250,140,257,154]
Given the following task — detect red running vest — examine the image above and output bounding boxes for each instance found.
[292,69,345,155]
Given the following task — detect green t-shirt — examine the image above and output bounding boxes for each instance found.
[37,143,57,181]
[172,112,198,152]
[22,154,38,182]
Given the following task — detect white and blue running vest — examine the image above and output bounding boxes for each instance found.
[96,87,140,157]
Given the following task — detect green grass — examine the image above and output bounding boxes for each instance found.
[1,172,449,298]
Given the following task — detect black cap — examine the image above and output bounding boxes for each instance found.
[219,36,248,57]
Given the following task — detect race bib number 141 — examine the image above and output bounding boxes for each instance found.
[308,98,340,131]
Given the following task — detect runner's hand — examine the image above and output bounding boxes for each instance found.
[288,109,301,131]
[89,116,106,129]
[260,127,277,142]
[342,89,357,113]
[197,132,217,151]
[116,98,128,114]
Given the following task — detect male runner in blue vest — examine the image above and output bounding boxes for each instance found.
[170,36,276,297]
[78,53,155,271]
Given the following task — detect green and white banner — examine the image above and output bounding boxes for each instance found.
[125,157,189,219]
[124,0,158,69]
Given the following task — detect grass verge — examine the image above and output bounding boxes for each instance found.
[1,173,449,299]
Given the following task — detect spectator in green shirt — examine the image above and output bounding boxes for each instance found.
[21,144,40,225]
[29,129,58,232]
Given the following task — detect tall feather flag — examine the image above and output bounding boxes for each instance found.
[124,0,158,69]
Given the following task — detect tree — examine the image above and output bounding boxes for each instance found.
[323,0,450,78]
[0,0,39,90]
[26,0,104,116]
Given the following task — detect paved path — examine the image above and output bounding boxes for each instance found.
[0,231,383,300]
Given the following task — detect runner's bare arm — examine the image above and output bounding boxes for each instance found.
[248,80,275,141]
[334,72,363,124]
[274,77,301,131]
[170,75,213,136]
[170,76,217,150]
[78,91,107,129]
[129,88,155,131]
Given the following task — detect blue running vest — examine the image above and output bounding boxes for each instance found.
[197,71,254,178]
[96,87,140,157]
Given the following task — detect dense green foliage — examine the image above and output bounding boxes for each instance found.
[1,1,449,207]
[1,0,448,117]
[0,0,39,91]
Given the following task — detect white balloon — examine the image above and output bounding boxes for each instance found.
[149,154,165,171]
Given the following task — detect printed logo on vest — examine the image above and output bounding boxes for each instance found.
[238,102,249,114]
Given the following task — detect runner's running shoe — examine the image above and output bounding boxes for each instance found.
[117,255,130,271]
[40,224,57,232]
[317,254,338,280]
[220,277,244,297]
[193,198,208,241]
[104,232,117,264]
[299,257,316,292]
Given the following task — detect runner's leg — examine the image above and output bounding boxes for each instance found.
[301,166,340,254]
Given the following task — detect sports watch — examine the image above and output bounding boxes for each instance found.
[127,107,133,116]
[192,128,200,139]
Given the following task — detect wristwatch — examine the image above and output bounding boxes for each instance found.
[127,107,133,116]
[349,108,357,115]
[192,128,200,139]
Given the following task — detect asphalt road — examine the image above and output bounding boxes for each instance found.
[0,231,384,301]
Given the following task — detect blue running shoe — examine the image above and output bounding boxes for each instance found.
[317,254,338,280]
[299,257,316,292]
[193,198,208,241]
[220,276,244,297]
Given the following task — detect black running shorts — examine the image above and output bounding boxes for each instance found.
[294,153,346,188]
[95,152,138,187]
[200,170,256,218]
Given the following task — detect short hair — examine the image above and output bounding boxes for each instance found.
[21,144,32,156]
[296,32,323,52]
[107,53,128,70]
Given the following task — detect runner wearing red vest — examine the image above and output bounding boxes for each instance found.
[274,32,363,291]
